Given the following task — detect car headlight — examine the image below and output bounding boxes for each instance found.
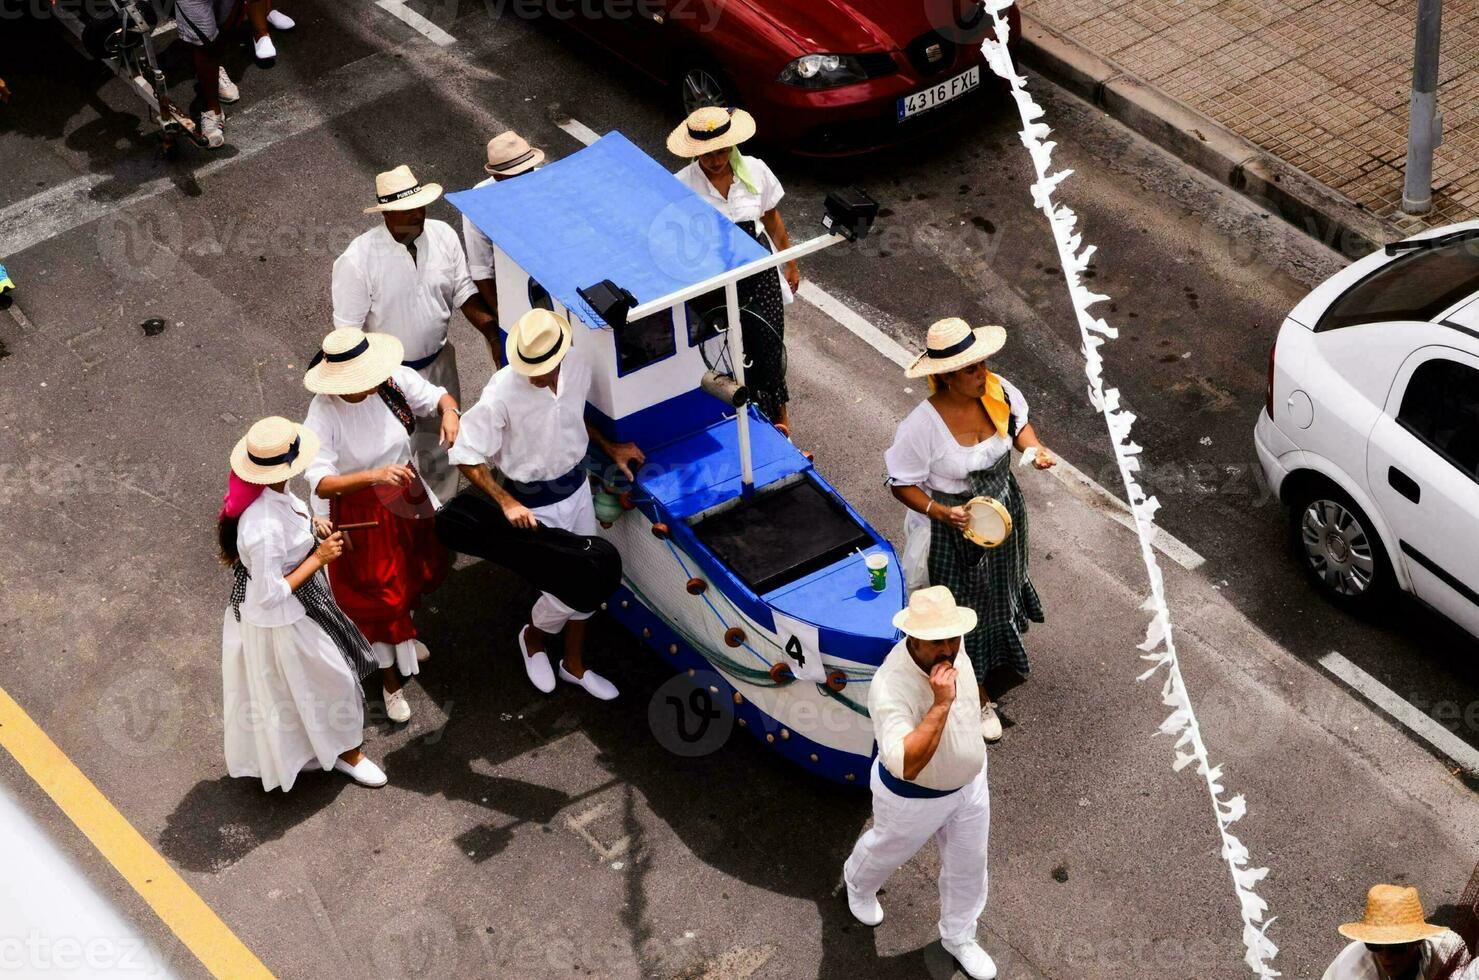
[778,54,873,88]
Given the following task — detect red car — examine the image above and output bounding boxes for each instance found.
[542,0,1021,155]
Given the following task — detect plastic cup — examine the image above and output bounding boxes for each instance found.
[865,553,888,593]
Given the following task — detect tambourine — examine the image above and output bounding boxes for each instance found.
[961,495,1013,548]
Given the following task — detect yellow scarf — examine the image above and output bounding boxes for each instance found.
[927,371,1012,438]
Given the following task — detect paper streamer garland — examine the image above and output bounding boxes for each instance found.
[978,7,1279,976]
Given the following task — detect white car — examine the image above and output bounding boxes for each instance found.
[1255,220,1479,639]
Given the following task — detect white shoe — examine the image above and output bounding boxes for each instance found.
[558,662,619,701]
[383,685,411,723]
[254,35,277,61]
[518,627,556,694]
[981,703,1002,743]
[266,9,296,29]
[844,880,883,927]
[333,755,387,787]
[216,66,239,103]
[414,639,431,663]
[942,940,997,980]
[199,109,225,149]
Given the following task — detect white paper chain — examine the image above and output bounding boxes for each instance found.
[978,8,1279,975]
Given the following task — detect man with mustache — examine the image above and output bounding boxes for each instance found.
[842,585,997,980]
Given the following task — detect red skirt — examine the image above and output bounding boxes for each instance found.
[328,470,447,646]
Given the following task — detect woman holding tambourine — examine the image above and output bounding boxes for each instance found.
[885,318,1056,742]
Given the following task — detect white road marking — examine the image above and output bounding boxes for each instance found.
[1319,651,1479,775]
[557,118,602,147]
[374,0,457,46]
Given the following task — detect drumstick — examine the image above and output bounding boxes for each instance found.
[336,521,380,531]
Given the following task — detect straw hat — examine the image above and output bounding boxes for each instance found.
[905,317,1008,378]
[508,308,573,377]
[667,106,757,158]
[304,328,405,395]
[485,131,545,176]
[1338,885,1449,945]
[362,164,443,214]
[892,586,978,641]
[230,416,320,485]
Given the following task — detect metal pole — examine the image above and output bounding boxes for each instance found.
[1402,0,1443,215]
[724,280,754,494]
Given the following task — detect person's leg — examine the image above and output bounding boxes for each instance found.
[844,770,949,898]
[245,0,270,39]
[191,45,221,115]
[381,667,402,695]
[934,764,991,947]
[339,746,365,764]
[562,616,587,676]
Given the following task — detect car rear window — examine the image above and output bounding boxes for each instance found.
[1317,240,1479,331]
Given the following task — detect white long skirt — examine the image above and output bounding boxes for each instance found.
[222,611,365,793]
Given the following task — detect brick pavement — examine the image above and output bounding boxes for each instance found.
[1020,0,1479,228]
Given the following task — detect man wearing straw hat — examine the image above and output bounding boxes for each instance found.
[842,585,997,980]
[332,164,499,505]
[1322,884,1469,979]
[463,131,547,318]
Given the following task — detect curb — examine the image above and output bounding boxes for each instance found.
[1018,15,1401,257]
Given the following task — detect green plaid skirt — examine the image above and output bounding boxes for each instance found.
[928,451,1044,678]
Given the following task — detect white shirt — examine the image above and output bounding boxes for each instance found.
[871,640,985,792]
[235,488,316,628]
[331,220,479,363]
[302,366,447,507]
[449,346,593,484]
[461,175,498,282]
[1321,934,1469,980]
[885,380,1030,495]
[674,155,793,304]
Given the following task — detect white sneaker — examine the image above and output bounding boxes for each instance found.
[216,66,239,103]
[266,9,296,29]
[333,755,387,787]
[414,639,431,663]
[844,880,883,927]
[254,35,277,61]
[981,703,1003,743]
[518,627,556,694]
[942,940,997,980]
[199,109,225,149]
[383,685,411,723]
[558,662,619,701]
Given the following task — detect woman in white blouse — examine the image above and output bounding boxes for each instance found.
[670,105,799,429]
[302,328,460,724]
[885,318,1056,742]
[219,416,386,790]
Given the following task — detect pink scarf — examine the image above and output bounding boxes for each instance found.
[219,472,265,520]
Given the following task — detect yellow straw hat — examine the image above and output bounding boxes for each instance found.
[667,106,757,157]
[304,328,405,395]
[1337,885,1450,945]
[230,416,320,485]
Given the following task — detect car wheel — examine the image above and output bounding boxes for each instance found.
[1289,482,1394,611]
[676,58,734,115]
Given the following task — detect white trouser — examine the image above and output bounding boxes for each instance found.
[843,757,990,946]
[372,639,419,677]
[529,482,598,634]
[411,342,461,506]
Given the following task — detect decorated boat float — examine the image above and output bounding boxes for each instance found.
[450,133,895,784]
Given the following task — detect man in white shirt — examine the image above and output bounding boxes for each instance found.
[446,309,644,702]
[463,131,546,317]
[332,164,499,505]
[1321,884,1471,980]
[842,586,996,980]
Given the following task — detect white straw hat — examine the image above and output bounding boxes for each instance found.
[667,106,757,158]
[363,164,443,214]
[230,416,321,485]
[507,308,573,377]
[485,131,545,176]
[892,585,978,641]
[905,317,1007,378]
[303,328,405,395]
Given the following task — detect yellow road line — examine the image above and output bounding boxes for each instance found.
[0,685,273,979]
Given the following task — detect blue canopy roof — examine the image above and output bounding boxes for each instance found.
[446,132,770,328]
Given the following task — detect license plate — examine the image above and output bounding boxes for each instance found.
[897,66,981,121]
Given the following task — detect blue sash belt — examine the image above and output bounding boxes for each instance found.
[403,345,444,372]
[876,759,961,799]
[504,462,588,510]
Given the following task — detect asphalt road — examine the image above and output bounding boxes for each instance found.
[1,3,1477,978]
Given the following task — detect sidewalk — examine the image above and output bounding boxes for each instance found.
[1019,0,1479,237]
